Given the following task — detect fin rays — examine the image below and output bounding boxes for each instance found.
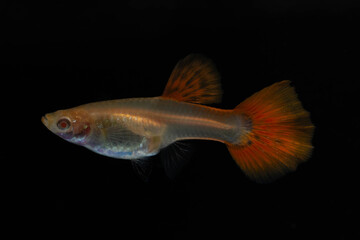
[161,141,192,179]
[162,54,222,104]
[227,81,314,183]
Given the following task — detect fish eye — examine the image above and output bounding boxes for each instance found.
[57,118,71,130]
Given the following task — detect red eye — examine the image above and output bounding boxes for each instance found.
[57,119,71,130]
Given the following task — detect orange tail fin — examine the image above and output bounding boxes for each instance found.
[227,81,314,183]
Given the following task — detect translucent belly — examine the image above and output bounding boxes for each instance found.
[79,97,243,158]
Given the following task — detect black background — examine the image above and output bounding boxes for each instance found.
[4,1,359,239]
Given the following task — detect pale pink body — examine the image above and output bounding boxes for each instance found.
[42,97,248,160]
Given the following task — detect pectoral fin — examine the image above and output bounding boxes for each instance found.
[103,125,144,148]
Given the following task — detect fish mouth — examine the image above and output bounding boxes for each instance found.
[41,115,49,127]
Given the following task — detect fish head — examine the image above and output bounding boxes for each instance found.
[41,108,92,145]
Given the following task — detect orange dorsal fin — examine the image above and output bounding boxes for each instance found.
[162,54,222,104]
[227,81,314,183]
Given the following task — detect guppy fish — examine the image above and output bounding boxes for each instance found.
[42,54,314,183]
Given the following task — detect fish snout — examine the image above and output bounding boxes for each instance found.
[41,114,49,127]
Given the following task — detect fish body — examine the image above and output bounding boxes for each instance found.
[42,54,314,183]
[43,97,247,159]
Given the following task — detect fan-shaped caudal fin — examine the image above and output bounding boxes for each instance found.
[162,54,222,104]
[227,81,314,183]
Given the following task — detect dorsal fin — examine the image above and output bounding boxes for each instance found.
[162,54,222,104]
